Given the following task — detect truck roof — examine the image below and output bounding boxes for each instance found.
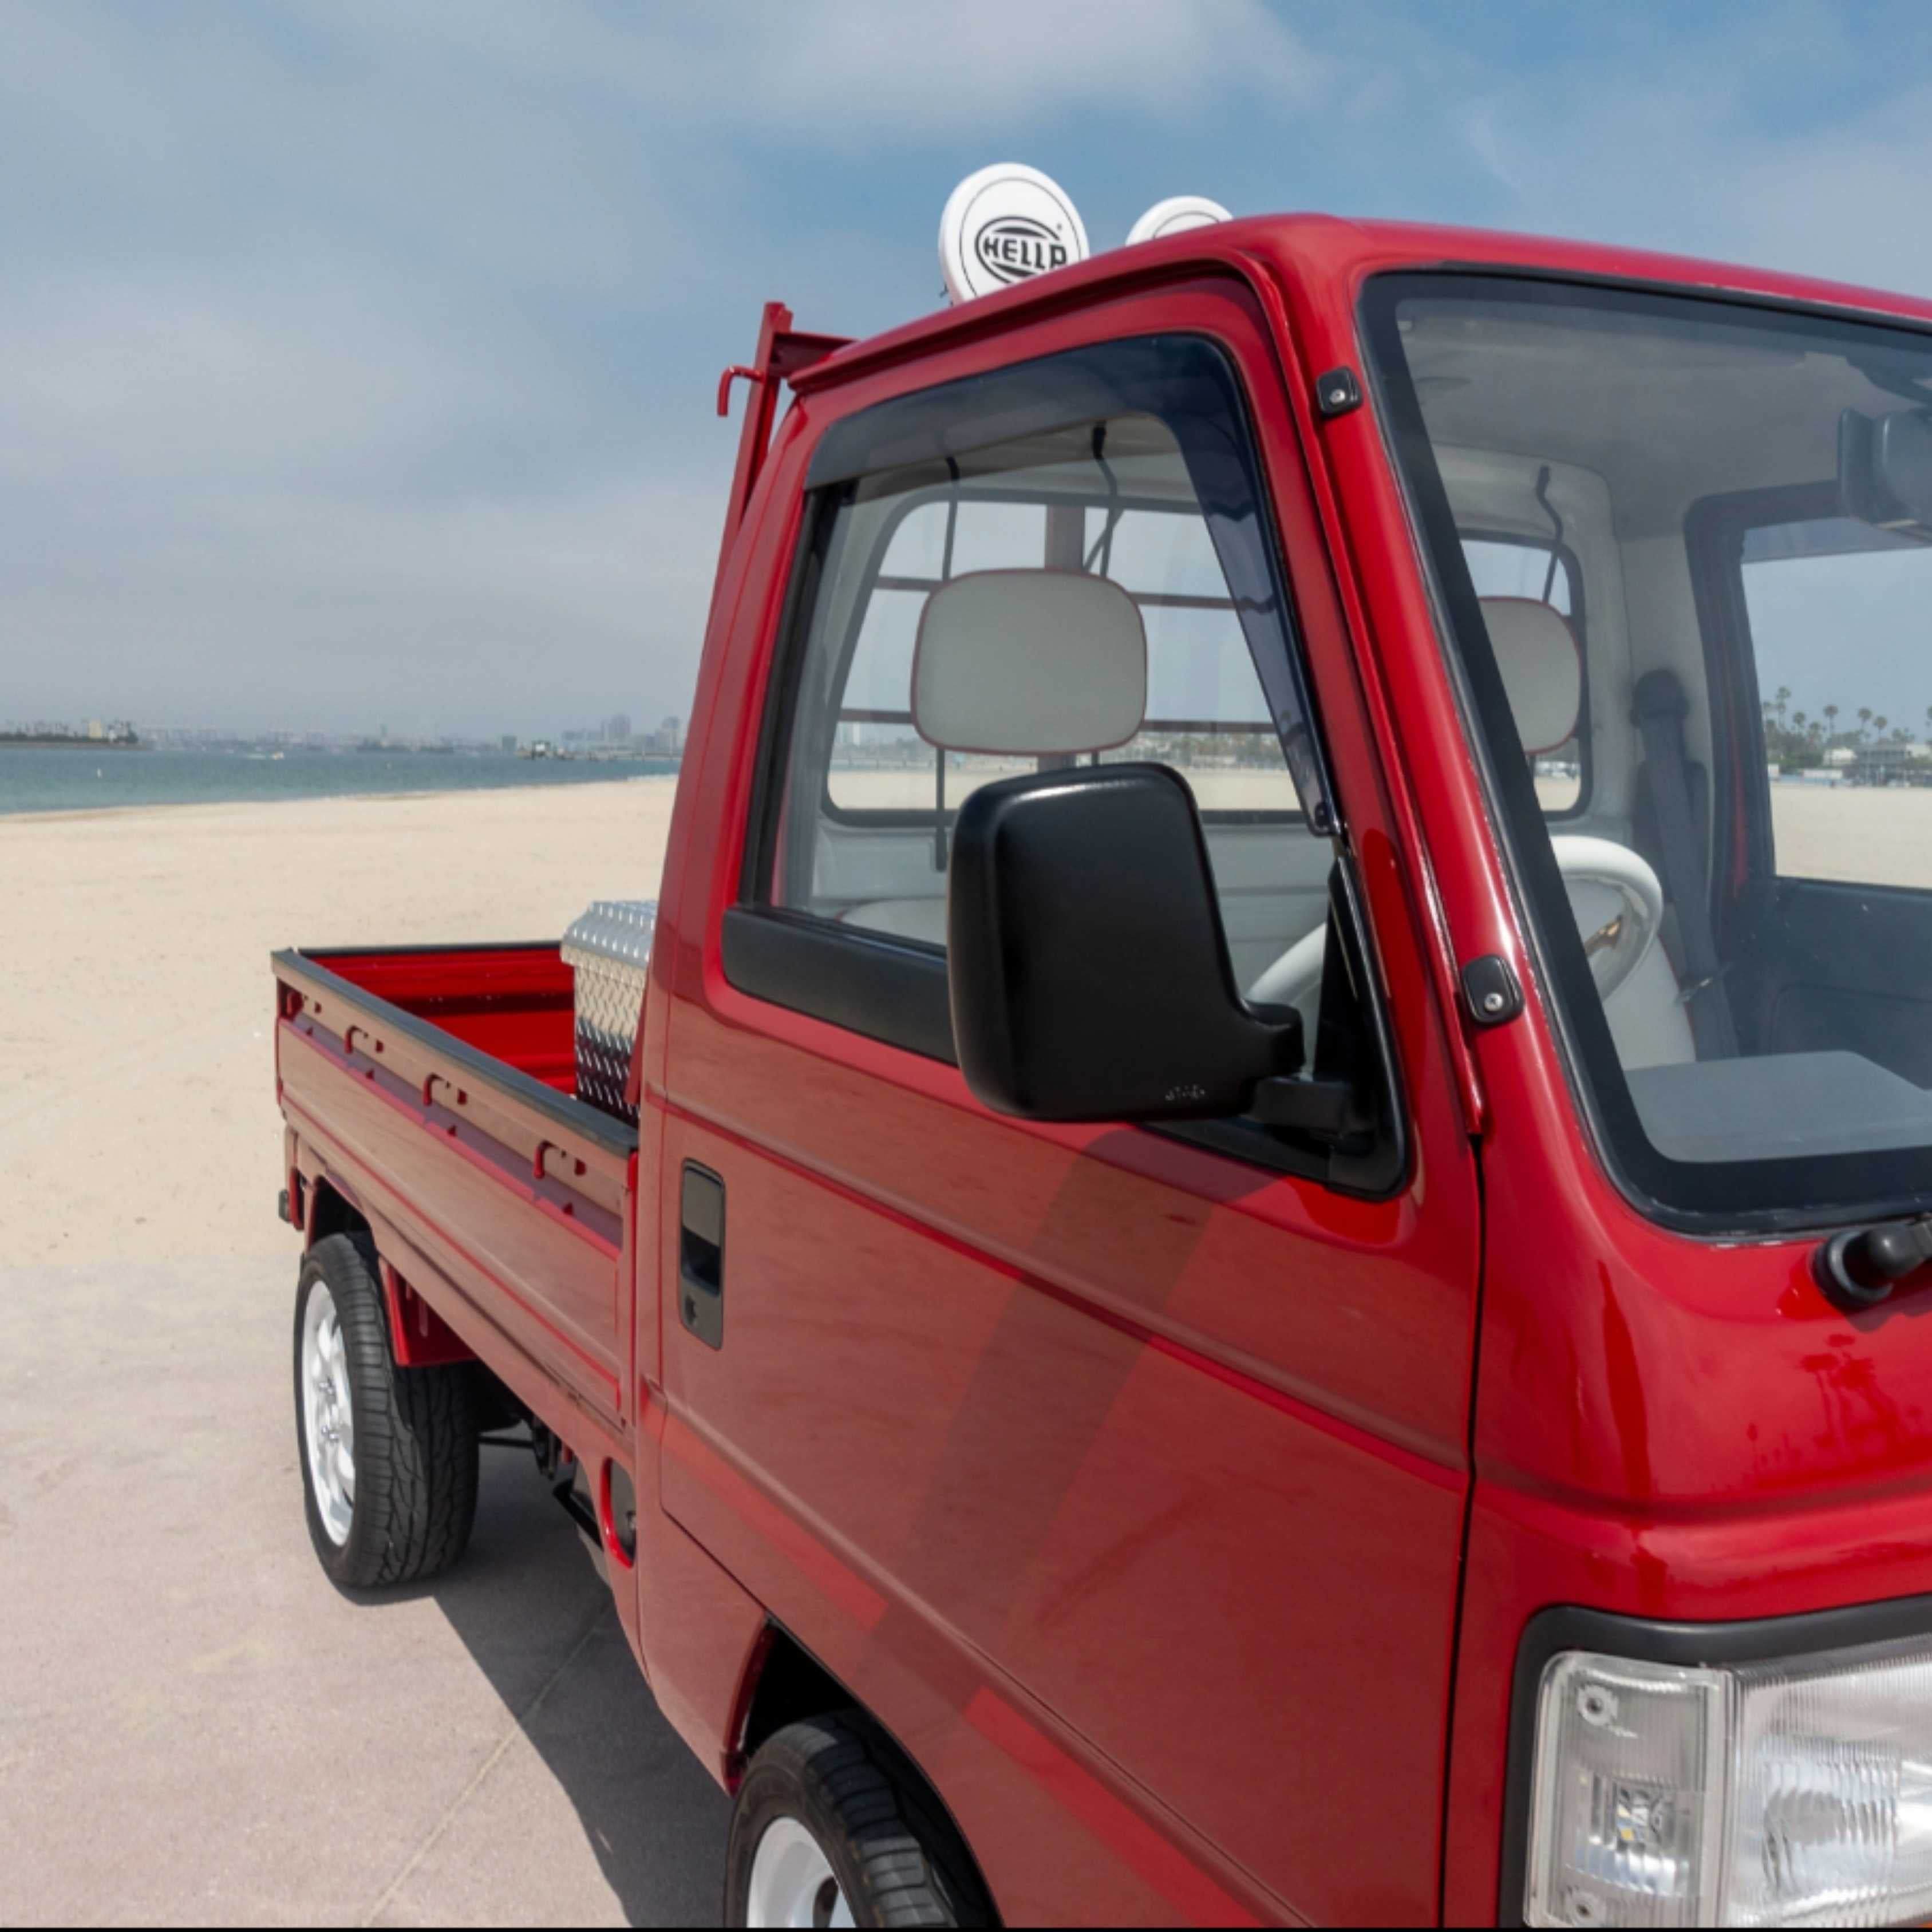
[792,211,1932,397]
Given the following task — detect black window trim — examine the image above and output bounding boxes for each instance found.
[720,905,954,1063]
[741,485,839,914]
[725,330,1408,1197]
[1361,267,1932,1234]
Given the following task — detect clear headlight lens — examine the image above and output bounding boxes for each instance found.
[1527,1635,1932,1926]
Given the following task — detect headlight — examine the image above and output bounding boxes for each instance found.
[1526,1636,1932,1926]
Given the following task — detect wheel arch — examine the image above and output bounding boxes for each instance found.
[731,1622,999,1922]
[298,1176,472,1370]
[305,1175,371,1250]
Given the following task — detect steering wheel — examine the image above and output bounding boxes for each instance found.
[1246,834,1664,1016]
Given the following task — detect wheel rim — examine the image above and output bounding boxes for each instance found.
[746,1817,852,1929]
[301,1282,355,1546]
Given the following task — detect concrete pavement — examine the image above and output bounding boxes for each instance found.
[0,1245,729,1927]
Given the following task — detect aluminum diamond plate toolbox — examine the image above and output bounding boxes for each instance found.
[560,899,655,1124]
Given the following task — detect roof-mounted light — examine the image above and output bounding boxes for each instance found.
[938,163,1089,306]
[1126,196,1232,244]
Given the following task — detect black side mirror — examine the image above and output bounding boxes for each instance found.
[946,764,1302,1122]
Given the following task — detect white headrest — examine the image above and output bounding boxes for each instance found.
[912,569,1146,756]
[1479,596,1581,756]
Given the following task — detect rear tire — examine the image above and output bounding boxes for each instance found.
[293,1232,477,1588]
[725,1713,987,1927]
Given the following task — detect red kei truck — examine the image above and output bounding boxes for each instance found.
[273,214,1932,1928]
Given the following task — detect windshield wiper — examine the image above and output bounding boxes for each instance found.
[1816,1216,1932,1307]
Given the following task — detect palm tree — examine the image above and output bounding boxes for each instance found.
[1876,714,1890,734]
[1825,703,1840,739]
[1775,685,1792,726]
[1859,706,1874,741]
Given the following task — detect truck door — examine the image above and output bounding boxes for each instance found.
[657,283,1481,1925]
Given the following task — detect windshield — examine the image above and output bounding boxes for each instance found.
[1364,274,1932,1227]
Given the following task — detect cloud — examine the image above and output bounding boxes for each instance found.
[1342,5,1932,296]
[5,1,1932,738]
[280,0,1322,136]
[643,0,1321,133]
[0,262,579,488]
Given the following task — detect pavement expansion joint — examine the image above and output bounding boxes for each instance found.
[358,1603,612,1927]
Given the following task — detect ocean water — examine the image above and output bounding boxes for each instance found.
[0,746,680,816]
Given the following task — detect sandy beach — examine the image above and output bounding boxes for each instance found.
[0,776,678,1269]
[1771,781,1932,890]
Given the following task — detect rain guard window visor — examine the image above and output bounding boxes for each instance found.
[1364,274,1932,1228]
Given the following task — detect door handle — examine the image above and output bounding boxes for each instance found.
[678,1162,725,1349]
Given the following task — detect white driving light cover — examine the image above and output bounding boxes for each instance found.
[1126,195,1232,244]
[1527,1637,1932,1926]
[939,163,1088,306]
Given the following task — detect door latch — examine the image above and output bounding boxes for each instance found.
[678,1162,725,1349]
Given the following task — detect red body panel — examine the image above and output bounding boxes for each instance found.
[270,216,1932,1925]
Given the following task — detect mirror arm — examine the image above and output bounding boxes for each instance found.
[1247,1074,1374,1139]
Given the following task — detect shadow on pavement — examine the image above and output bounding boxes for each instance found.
[359,1443,731,1927]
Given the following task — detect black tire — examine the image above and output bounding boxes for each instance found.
[293,1232,477,1588]
[725,1713,988,1928]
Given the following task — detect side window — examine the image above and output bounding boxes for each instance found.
[768,412,1310,955]
[1740,513,1932,884]
[1461,536,1588,815]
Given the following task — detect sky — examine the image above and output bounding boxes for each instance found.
[8,1,1932,740]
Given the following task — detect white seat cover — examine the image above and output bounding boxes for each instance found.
[1479,596,1582,756]
[912,568,1146,754]
[1550,834,1693,1069]
[1605,943,1694,1069]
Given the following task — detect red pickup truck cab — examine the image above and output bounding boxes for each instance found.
[272,214,1932,1928]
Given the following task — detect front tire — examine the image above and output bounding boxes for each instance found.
[725,1713,986,1927]
[293,1232,477,1587]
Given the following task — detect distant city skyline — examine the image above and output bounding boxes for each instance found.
[2,711,683,752]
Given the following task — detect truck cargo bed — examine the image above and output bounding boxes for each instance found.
[272,942,638,1448]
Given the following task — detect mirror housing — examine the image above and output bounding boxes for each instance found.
[946,764,1303,1122]
[1840,406,1932,539]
